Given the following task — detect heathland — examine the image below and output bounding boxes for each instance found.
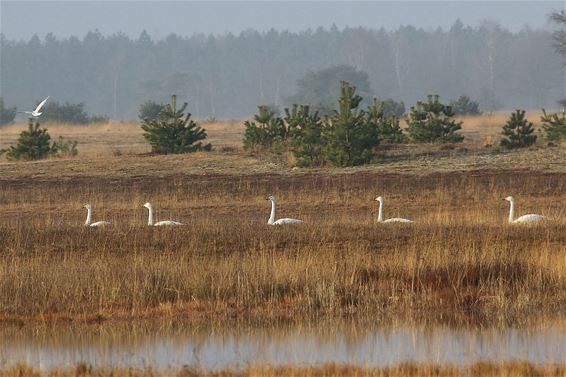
[0,113,565,324]
[2,362,566,377]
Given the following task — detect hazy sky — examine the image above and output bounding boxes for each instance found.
[1,1,563,40]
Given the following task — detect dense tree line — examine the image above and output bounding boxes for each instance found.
[0,21,562,119]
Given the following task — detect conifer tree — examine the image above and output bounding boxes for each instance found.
[0,98,17,126]
[322,81,379,167]
[366,98,407,144]
[407,94,464,143]
[285,104,324,166]
[3,119,57,160]
[141,95,211,154]
[540,108,566,142]
[450,95,481,115]
[139,101,166,122]
[500,109,537,149]
[381,98,406,117]
[243,106,286,150]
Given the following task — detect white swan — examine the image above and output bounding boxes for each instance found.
[375,196,413,223]
[18,96,49,118]
[84,204,111,227]
[504,196,544,223]
[143,202,184,226]
[267,195,303,225]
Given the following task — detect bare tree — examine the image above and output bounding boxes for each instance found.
[390,31,408,97]
[550,10,566,107]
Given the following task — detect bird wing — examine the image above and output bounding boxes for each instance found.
[34,96,49,113]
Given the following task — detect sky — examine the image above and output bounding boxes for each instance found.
[0,1,564,41]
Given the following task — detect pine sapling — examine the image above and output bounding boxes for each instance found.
[500,109,536,149]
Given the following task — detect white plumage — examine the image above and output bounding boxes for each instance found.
[504,196,544,223]
[19,96,49,118]
[143,202,184,226]
[375,196,413,223]
[83,203,111,227]
[267,195,303,225]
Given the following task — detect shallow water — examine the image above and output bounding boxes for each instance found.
[1,319,565,371]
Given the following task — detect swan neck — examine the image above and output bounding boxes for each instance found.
[508,200,514,223]
[85,207,92,225]
[377,200,384,222]
[268,200,276,224]
[147,206,154,226]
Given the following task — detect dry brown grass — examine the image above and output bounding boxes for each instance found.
[0,119,243,159]
[2,114,566,180]
[1,115,566,323]
[455,112,544,147]
[0,113,550,160]
[2,362,566,377]
[1,170,565,323]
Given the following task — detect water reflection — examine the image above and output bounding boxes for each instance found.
[1,319,565,371]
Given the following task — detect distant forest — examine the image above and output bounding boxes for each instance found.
[0,20,563,120]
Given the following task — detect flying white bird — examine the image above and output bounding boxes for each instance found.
[83,203,111,227]
[143,202,184,226]
[504,196,544,223]
[375,196,414,223]
[267,195,303,225]
[19,96,49,118]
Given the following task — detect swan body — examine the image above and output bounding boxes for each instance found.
[144,202,184,226]
[272,218,303,225]
[505,196,544,223]
[154,220,184,226]
[513,214,545,223]
[375,196,413,223]
[18,96,49,118]
[267,195,302,225]
[84,204,111,227]
[382,217,413,223]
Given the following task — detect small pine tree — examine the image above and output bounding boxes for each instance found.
[381,98,405,117]
[285,104,325,167]
[140,95,211,154]
[243,106,286,150]
[53,136,79,157]
[366,98,407,144]
[322,81,379,167]
[541,108,566,142]
[3,119,57,160]
[450,95,481,115]
[41,101,90,124]
[139,101,166,122]
[500,109,537,149]
[0,97,17,126]
[407,94,464,143]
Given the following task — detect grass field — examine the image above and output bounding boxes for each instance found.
[3,362,566,377]
[0,114,565,324]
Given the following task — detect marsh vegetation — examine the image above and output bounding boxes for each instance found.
[1,116,565,373]
[1,158,565,322]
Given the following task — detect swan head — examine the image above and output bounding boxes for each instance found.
[143,202,152,209]
[504,196,514,202]
[267,195,276,202]
[375,196,384,203]
[83,203,92,210]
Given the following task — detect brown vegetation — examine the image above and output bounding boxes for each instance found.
[1,115,565,324]
[0,113,550,160]
[2,362,566,377]
[1,169,565,323]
